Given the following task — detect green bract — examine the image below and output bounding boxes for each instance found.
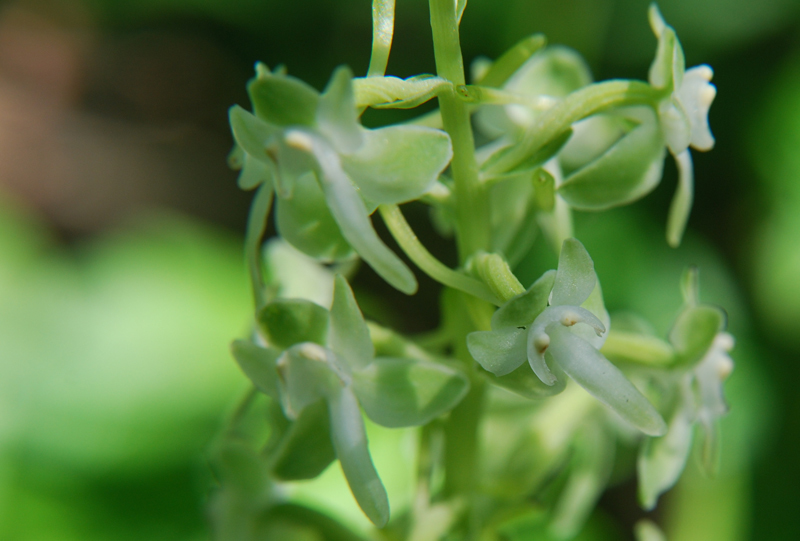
[230,65,453,294]
[468,239,666,436]
[231,275,469,526]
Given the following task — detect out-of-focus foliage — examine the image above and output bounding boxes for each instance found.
[0,194,249,539]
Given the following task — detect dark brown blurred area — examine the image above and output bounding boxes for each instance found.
[0,0,250,238]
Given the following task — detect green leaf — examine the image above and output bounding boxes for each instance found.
[258,298,329,350]
[248,70,319,127]
[230,340,281,399]
[327,387,390,527]
[637,406,694,510]
[551,238,596,307]
[491,270,556,329]
[547,325,667,436]
[317,66,363,154]
[467,328,527,376]
[352,357,469,427]
[342,125,452,205]
[275,171,354,262]
[668,304,725,366]
[329,275,374,370]
[558,116,666,210]
[270,399,336,481]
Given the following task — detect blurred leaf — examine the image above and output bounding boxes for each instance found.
[270,400,336,481]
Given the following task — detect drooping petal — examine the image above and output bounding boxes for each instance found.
[329,275,374,371]
[467,327,528,376]
[666,149,694,247]
[341,125,452,205]
[327,387,390,528]
[317,66,363,155]
[304,132,418,294]
[352,357,469,427]
[491,269,556,329]
[551,238,597,307]
[546,324,667,436]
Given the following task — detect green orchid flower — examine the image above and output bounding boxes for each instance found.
[467,239,667,436]
[229,65,453,294]
[637,269,732,510]
[231,275,469,527]
[647,4,717,247]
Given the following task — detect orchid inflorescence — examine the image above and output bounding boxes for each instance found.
[212,2,731,540]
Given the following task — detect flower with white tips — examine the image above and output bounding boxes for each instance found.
[648,4,717,246]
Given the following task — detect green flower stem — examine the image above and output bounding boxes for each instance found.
[429,0,488,262]
[483,80,664,176]
[379,204,501,306]
[367,0,395,77]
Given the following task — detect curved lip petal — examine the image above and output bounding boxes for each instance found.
[678,65,716,152]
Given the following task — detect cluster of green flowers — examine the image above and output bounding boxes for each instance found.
[213,3,731,540]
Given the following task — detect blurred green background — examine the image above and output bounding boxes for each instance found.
[0,0,798,539]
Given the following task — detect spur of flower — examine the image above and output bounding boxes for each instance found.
[228,64,453,294]
[467,239,667,436]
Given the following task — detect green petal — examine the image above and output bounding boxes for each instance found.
[277,343,343,418]
[476,34,547,88]
[352,357,469,427]
[270,399,336,481]
[666,149,694,247]
[467,327,527,376]
[546,324,667,436]
[668,304,725,367]
[258,298,329,350]
[317,66,363,154]
[558,115,666,210]
[327,387,390,528]
[237,152,274,191]
[491,270,556,329]
[484,360,567,399]
[634,520,667,541]
[551,238,596,307]
[329,275,374,370]
[230,340,281,399]
[275,171,354,262]
[229,105,279,163]
[310,136,417,294]
[248,69,319,127]
[342,125,452,205]
[637,405,694,510]
[647,4,685,92]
